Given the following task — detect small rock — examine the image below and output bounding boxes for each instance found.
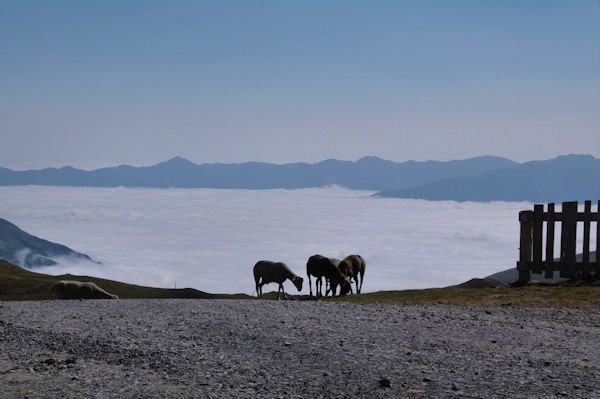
[422,377,432,383]
[379,378,391,388]
[284,341,291,346]
[451,382,459,391]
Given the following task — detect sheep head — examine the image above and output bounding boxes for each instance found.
[292,276,303,292]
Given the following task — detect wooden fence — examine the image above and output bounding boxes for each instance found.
[517,200,599,283]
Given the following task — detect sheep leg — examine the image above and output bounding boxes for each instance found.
[308,275,313,297]
[281,283,287,300]
[277,283,287,300]
[329,281,337,296]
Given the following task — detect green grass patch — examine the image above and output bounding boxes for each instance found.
[326,282,600,307]
[0,260,251,301]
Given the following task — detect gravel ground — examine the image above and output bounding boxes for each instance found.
[1,299,599,399]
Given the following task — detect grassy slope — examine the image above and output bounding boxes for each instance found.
[0,260,252,301]
[2,259,599,306]
[327,283,600,307]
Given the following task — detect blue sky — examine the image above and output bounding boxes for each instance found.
[1,1,599,169]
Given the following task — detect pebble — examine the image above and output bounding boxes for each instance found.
[378,378,391,388]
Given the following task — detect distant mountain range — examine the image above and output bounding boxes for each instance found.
[1,154,598,202]
[0,218,96,268]
[0,155,516,191]
[375,154,600,203]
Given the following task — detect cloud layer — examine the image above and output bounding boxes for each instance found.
[1,186,540,295]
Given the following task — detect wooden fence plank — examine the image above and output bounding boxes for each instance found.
[518,210,533,283]
[545,203,555,278]
[533,204,543,273]
[560,201,578,280]
[582,201,591,279]
[596,200,600,280]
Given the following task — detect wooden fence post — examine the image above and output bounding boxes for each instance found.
[544,203,555,279]
[582,201,592,279]
[532,204,543,274]
[596,200,600,281]
[518,210,533,283]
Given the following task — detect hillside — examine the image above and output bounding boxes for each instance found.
[0,260,251,301]
[375,154,600,202]
[484,251,598,285]
[0,218,95,268]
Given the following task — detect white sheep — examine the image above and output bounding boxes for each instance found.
[50,280,119,300]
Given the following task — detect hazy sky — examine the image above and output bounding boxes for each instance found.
[1,1,599,170]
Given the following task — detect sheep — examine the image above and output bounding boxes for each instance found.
[50,280,119,299]
[253,260,303,299]
[338,254,366,294]
[306,254,351,297]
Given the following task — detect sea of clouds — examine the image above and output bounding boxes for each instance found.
[0,185,565,295]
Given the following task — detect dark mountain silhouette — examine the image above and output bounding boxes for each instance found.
[2,154,596,202]
[0,155,517,191]
[375,155,600,203]
[0,218,96,268]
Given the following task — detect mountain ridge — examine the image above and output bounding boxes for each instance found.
[1,154,597,203]
[0,155,518,191]
[374,154,600,203]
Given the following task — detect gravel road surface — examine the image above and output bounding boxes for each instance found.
[1,299,599,398]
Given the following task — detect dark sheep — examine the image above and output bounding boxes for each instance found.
[253,260,303,299]
[306,254,351,297]
[338,254,366,294]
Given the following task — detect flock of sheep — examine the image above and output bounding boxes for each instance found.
[253,254,366,299]
[49,254,366,300]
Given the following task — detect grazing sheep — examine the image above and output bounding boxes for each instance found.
[50,280,119,300]
[338,254,366,294]
[253,260,303,300]
[306,255,351,297]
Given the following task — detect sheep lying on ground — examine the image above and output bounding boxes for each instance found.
[50,280,119,299]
